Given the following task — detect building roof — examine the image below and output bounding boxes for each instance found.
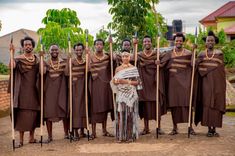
[200,1,235,24]
[224,24,235,34]
[0,29,39,64]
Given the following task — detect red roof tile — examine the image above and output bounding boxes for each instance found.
[200,1,235,23]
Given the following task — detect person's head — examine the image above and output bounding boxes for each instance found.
[121,51,131,64]
[73,43,84,58]
[49,44,59,59]
[173,32,185,49]
[143,35,152,51]
[203,31,219,50]
[122,38,131,52]
[20,36,35,53]
[94,39,105,53]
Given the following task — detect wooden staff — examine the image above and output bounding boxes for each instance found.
[68,33,73,142]
[40,36,44,147]
[10,35,15,151]
[188,27,197,138]
[109,30,117,132]
[85,29,90,141]
[156,36,160,139]
[134,31,138,67]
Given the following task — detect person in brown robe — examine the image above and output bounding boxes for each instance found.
[137,35,167,135]
[89,39,114,139]
[65,43,87,140]
[9,36,40,148]
[161,33,196,135]
[42,44,68,143]
[194,31,226,137]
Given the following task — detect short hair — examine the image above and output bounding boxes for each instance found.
[202,30,219,44]
[73,43,84,50]
[94,38,105,46]
[20,36,35,48]
[143,35,152,42]
[173,32,185,42]
[122,38,131,46]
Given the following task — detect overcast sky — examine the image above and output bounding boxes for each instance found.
[0,0,231,37]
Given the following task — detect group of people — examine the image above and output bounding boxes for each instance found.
[9,30,226,148]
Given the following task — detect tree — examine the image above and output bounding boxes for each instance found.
[107,0,167,50]
[37,8,93,52]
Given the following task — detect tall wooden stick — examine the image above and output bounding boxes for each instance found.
[85,29,90,141]
[10,35,15,151]
[134,32,138,67]
[188,27,197,138]
[109,30,117,134]
[40,36,44,147]
[68,33,73,142]
[156,36,160,139]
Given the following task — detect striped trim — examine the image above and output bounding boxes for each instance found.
[91,60,109,67]
[22,64,33,69]
[199,67,207,71]
[169,68,177,73]
[171,63,187,68]
[200,62,218,67]
[72,71,84,76]
[50,73,60,77]
[90,66,107,72]
[173,58,191,63]
[72,66,85,70]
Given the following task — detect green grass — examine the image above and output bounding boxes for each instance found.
[226,105,235,117]
[0,108,10,118]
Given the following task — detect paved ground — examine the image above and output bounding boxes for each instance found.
[0,113,235,156]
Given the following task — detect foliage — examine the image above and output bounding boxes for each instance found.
[222,40,235,68]
[107,0,167,50]
[0,62,9,75]
[37,8,93,52]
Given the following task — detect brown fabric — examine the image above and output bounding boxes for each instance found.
[194,51,226,128]
[139,101,165,120]
[171,107,189,124]
[15,109,39,131]
[44,59,68,122]
[69,60,87,128]
[137,51,167,120]
[89,53,113,123]
[8,56,40,131]
[161,50,193,123]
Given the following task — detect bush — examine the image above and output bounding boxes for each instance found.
[222,40,235,68]
[0,62,9,75]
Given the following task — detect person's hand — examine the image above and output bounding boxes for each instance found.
[192,44,198,50]
[108,35,113,44]
[39,51,45,57]
[155,60,161,65]
[133,38,138,45]
[9,43,15,54]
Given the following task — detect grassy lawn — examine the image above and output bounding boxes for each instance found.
[0,75,9,80]
[226,105,235,117]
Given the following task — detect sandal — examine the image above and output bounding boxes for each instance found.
[189,128,196,135]
[39,137,53,144]
[213,132,220,137]
[89,134,96,140]
[158,129,165,135]
[206,132,213,137]
[103,132,114,137]
[64,135,70,140]
[29,139,38,144]
[140,129,150,135]
[15,142,23,148]
[169,129,178,135]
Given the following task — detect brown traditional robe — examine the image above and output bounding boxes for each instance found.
[161,49,193,124]
[9,56,40,131]
[137,51,167,120]
[194,50,226,128]
[89,53,113,123]
[65,59,87,128]
[44,59,68,122]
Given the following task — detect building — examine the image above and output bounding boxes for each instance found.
[0,29,39,64]
[199,1,235,41]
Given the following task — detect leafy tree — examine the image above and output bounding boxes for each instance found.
[107,0,167,50]
[37,8,93,52]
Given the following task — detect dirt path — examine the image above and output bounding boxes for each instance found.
[0,113,235,156]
